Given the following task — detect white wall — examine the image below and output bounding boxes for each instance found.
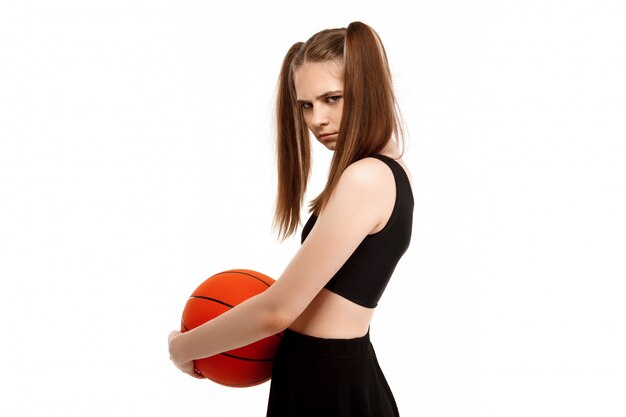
[1,1,624,416]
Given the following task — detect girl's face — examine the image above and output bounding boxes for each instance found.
[293,60,344,151]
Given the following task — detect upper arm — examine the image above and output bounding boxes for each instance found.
[262,159,393,325]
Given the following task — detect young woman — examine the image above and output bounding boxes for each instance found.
[169,21,414,416]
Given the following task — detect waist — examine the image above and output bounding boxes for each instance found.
[281,328,372,360]
[288,288,374,338]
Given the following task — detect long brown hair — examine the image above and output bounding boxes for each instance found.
[273,22,405,241]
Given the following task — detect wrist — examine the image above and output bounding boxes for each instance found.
[169,332,189,364]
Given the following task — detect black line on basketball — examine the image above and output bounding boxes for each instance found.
[189,295,234,308]
[221,270,272,287]
[219,352,275,362]
[181,321,189,332]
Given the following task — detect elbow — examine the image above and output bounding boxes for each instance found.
[259,286,298,334]
[265,309,293,334]
[263,296,297,333]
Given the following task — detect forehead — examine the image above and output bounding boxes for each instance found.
[293,60,344,100]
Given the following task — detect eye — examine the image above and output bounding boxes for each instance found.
[300,102,312,110]
[327,95,342,104]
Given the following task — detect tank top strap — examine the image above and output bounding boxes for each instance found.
[369,154,412,192]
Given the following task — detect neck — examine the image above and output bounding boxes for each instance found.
[378,140,401,159]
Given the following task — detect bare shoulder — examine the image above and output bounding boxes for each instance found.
[339,156,396,189]
[324,157,396,232]
[350,155,414,190]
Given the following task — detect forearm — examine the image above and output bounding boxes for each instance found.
[169,291,285,363]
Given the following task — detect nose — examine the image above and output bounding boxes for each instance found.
[311,105,329,127]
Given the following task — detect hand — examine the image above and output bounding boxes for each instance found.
[168,330,204,379]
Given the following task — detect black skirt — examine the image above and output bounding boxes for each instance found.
[266,328,400,417]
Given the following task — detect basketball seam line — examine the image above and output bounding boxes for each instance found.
[218,270,272,287]
[219,352,274,362]
[188,295,234,308]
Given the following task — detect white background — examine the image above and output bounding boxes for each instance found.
[1,0,625,416]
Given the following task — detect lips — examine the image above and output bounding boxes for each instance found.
[318,132,337,141]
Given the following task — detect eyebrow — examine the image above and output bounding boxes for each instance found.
[296,90,343,104]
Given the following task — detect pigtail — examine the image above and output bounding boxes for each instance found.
[339,21,395,158]
[273,42,311,241]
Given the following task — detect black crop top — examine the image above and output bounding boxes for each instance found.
[301,154,414,308]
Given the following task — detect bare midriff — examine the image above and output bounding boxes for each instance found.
[288,288,374,339]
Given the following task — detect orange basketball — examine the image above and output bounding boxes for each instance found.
[180,269,283,387]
